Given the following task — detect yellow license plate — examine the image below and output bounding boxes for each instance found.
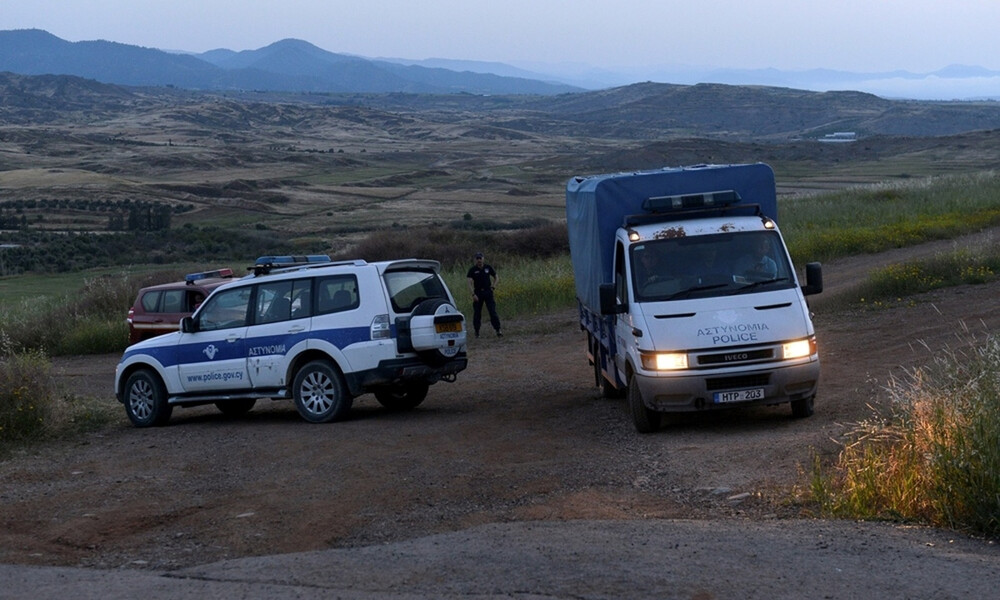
[435,321,462,333]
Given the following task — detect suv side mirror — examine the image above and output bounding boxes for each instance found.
[599,283,625,315]
[180,316,198,333]
[801,262,823,296]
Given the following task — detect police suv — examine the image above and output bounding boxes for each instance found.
[114,256,468,426]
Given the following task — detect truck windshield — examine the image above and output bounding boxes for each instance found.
[630,231,795,302]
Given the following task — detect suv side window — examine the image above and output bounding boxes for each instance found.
[198,286,252,331]
[290,279,312,319]
[256,281,294,324]
[316,275,359,315]
[141,291,162,312]
[161,289,185,313]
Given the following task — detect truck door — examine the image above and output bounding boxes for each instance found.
[613,240,635,383]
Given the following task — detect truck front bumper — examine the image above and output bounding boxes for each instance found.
[635,359,820,412]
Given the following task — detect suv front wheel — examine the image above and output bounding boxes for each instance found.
[293,360,353,423]
[124,369,173,427]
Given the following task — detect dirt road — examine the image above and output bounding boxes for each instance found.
[2,239,1000,597]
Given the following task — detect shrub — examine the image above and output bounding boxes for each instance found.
[0,336,55,446]
[56,318,129,355]
[338,222,569,270]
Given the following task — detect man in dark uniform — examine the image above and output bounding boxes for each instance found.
[466,252,502,338]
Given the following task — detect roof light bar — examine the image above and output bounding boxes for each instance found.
[254,255,331,266]
[251,254,333,276]
[643,190,740,212]
[185,268,235,284]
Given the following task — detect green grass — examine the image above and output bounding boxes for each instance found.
[851,248,1000,308]
[781,171,1000,263]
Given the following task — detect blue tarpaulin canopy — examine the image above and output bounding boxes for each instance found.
[565,163,777,311]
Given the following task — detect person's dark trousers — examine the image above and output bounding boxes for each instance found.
[473,291,501,335]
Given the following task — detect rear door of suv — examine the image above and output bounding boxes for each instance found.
[244,277,314,389]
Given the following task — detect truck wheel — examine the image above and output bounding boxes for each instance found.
[293,360,352,423]
[628,376,660,433]
[791,395,815,418]
[375,383,429,411]
[215,399,256,417]
[124,369,172,427]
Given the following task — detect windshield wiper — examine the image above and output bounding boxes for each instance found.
[663,283,730,300]
[733,277,789,294]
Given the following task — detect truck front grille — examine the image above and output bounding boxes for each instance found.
[697,348,774,366]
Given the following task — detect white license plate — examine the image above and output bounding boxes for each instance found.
[713,388,765,403]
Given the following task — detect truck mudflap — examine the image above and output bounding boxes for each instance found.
[634,359,820,413]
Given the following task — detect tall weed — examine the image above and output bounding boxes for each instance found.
[812,331,1000,536]
[0,334,55,447]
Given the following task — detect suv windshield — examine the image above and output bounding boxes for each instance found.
[383,269,449,313]
[631,231,794,302]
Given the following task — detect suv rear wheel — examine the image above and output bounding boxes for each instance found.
[293,360,353,423]
[124,369,172,427]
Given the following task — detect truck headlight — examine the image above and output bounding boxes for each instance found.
[782,336,816,360]
[640,351,688,370]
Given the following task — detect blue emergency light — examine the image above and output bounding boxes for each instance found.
[643,190,740,212]
[185,268,235,284]
[254,255,331,266]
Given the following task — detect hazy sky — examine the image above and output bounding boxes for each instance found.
[3,0,999,74]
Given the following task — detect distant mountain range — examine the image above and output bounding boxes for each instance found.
[384,57,1000,101]
[1,29,998,100]
[0,29,580,95]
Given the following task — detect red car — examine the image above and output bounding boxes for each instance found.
[127,268,235,344]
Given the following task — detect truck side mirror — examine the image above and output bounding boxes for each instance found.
[599,283,625,315]
[801,262,823,296]
[180,316,198,333]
